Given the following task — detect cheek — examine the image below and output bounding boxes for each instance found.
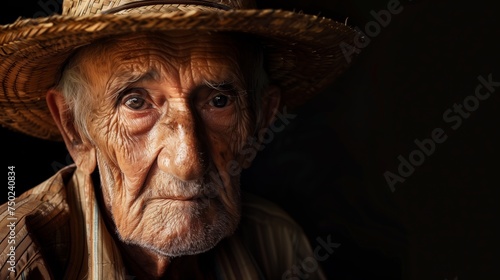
[92,117,157,196]
[207,123,251,179]
[95,137,155,231]
[115,137,157,192]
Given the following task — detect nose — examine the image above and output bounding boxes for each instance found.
[157,105,208,181]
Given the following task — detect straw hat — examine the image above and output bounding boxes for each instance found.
[0,0,359,141]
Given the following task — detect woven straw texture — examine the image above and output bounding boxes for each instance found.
[0,0,359,141]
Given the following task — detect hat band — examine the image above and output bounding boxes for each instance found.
[101,0,232,14]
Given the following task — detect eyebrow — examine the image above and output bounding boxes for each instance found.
[106,69,160,102]
[204,80,235,91]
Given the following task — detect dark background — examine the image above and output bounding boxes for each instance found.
[1,1,499,280]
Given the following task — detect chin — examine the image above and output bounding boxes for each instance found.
[116,195,241,257]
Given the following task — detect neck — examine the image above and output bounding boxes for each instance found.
[120,246,206,280]
[119,243,171,280]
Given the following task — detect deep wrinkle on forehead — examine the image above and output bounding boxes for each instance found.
[78,32,247,105]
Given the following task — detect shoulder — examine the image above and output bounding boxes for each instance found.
[238,191,311,251]
[1,165,76,224]
[240,191,303,233]
[14,164,76,204]
[233,192,326,279]
[0,165,76,279]
[1,164,76,222]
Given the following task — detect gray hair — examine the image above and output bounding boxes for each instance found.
[56,54,96,142]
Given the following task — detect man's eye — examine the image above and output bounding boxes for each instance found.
[123,95,150,110]
[209,94,231,108]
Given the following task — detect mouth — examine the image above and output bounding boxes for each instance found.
[143,169,221,203]
[150,194,206,202]
[167,195,201,201]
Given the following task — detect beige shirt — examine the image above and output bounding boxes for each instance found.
[1,165,326,279]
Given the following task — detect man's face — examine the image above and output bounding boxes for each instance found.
[72,32,259,256]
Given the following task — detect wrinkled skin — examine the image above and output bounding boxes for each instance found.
[47,31,280,278]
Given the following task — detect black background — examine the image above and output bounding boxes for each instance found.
[1,1,499,279]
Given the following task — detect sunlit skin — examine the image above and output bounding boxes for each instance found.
[46,32,280,279]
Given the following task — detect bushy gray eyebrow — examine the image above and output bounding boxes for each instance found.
[203,79,248,96]
[106,70,160,106]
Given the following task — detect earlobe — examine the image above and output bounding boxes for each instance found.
[75,148,97,175]
[262,85,281,128]
[46,89,97,174]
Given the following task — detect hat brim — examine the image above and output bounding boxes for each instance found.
[0,9,358,141]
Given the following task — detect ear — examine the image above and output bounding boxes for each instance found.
[241,85,281,169]
[260,85,281,129]
[46,89,97,175]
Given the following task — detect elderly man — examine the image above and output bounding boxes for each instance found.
[0,0,358,279]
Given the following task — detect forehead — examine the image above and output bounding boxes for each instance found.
[71,31,246,87]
